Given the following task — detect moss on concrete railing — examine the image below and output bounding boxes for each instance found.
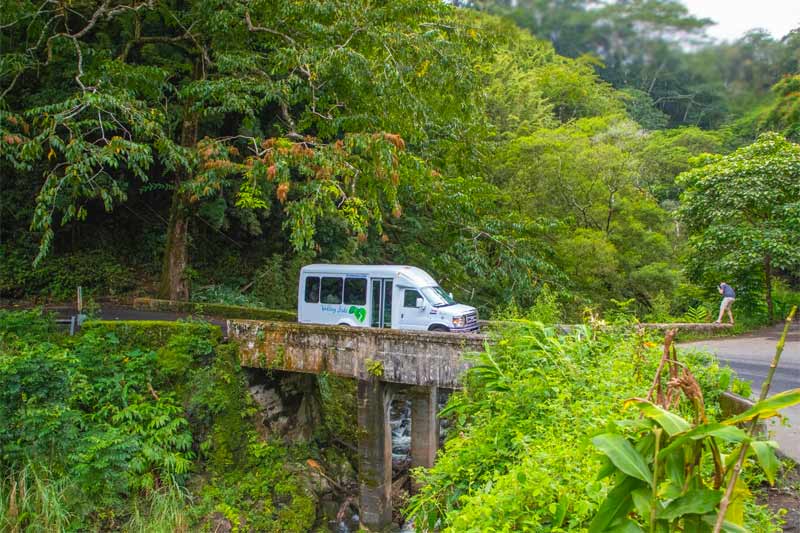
[133,297,297,322]
[82,319,223,347]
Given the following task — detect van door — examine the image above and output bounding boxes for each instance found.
[370,279,393,328]
[399,287,429,330]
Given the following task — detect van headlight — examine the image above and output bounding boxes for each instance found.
[452,315,466,328]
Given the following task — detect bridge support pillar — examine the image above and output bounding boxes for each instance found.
[409,387,439,492]
[410,385,439,484]
[358,378,393,531]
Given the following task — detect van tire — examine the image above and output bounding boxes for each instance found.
[429,325,450,332]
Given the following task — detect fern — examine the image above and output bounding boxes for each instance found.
[683,305,710,323]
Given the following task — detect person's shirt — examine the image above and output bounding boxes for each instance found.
[720,283,735,298]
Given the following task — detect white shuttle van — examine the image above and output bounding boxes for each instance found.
[297,264,479,332]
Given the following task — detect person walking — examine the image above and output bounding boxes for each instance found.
[715,282,736,324]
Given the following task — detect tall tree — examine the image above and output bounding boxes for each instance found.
[678,133,800,321]
[1,0,479,300]
[758,74,800,142]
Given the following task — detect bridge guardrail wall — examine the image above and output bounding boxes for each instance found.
[229,319,487,388]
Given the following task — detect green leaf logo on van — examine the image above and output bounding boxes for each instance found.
[348,306,366,323]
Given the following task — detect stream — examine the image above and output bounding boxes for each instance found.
[331,391,450,533]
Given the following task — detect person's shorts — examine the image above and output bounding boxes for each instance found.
[720,297,735,311]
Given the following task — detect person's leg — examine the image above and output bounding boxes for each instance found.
[726,299,734,324]
[716,298,725,323]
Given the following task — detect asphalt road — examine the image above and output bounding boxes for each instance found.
[680,321,800,461]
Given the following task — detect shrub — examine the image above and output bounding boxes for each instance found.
[0,245,135,300]
[0,313,313,531]
[405,323,738,531]
[251,253,312,310]
[133,298,298,322]
[192,285,262,307]
[526,284,562,324]
[645,291,674,322]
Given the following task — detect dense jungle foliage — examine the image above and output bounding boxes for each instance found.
[405,320,789,532]
[2,1,800,532]
[4,309,794,531]
[1,0,798,323]
[0,310,325,531]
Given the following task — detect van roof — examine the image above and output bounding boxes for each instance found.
[300,264,438,287]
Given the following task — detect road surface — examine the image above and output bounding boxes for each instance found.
[680,321,800,462]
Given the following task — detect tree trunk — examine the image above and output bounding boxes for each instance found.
[158,189,190,300]
[764,254,774,323]
[158,106,197,301]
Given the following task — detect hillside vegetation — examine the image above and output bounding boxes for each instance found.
[2,1,800,532]
[2,0,797,324]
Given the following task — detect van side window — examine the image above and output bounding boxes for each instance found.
[404,289,422,308]
[344,278,367,306]
[321,277,343,304]
[305,277,320,303]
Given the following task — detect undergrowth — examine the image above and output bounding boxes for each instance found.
[405,322,781,532]
[0,310,316,531]
[0,245,135,301]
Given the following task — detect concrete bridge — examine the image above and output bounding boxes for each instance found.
[229,319,485,531]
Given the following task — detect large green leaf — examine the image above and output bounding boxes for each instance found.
[658,489,723,521]
[750,440,780,485]
[593,434,654,486]
[608,519,645,533]
[625,399,691,436]
[597,455,618,481]
[588,476,644,533]
[724,388,800,425]
[630,487,652,521]
[658,423,747,460]
[725,477,751,526]
[701,514,749,532]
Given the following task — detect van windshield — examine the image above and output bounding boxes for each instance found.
[421,286,456,307]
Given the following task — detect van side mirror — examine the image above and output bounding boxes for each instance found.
[449,292,453,299]
[416,297,425,310]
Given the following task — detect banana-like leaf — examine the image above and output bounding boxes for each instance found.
[552,496,568,528]
[658,423,748,460]
[663,452,686,495]
[588,476,645,533]
[625,398,691,436]
[725,477,751,526]
[724,388,800,425]
[658,489,722,521]
[608,519,645,533]
[593,434,654,486]
[701,514,749,532]
[750,440,779,485]
[597,456,617,481]
[630,487,652,521]
[635,432,656,460]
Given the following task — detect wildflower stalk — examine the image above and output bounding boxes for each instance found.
[713,305,797,533]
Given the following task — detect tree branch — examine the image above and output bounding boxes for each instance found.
[244,10,295,45]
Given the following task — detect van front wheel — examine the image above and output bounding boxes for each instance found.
[429,325,450,333]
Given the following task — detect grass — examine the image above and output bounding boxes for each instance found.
[123,479,191,533]
[0,464,75,533]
